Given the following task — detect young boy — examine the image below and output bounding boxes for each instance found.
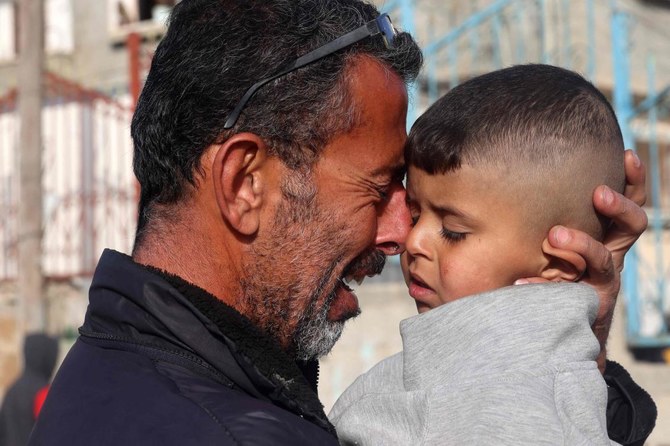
[329,65,626,445]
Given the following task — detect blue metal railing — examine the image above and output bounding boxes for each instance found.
[612,1,670,348]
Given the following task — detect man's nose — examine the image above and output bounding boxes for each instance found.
[375,183,411,255]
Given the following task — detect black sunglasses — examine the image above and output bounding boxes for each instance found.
[223,13,398,130]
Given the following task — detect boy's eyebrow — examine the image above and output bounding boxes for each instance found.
[405,189,476,223]
[431,203,477,224]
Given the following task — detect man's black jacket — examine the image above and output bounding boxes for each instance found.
[605,360,657,445]
[29,249,338,445]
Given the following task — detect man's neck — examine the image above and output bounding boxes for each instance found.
[132,208,244,308]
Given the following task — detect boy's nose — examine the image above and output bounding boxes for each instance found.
[404,215,431,261]
[375,183,410,256]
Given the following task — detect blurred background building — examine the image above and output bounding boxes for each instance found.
[0,0,668,443]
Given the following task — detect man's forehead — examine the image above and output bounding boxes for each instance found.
[316,58,408,180]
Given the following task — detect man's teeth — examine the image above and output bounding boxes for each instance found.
[343,275,365,286]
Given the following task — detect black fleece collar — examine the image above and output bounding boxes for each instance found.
[142,263,336,436]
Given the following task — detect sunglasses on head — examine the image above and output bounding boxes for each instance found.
[224,13,398,130]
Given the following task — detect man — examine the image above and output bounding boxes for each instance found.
[30,0,653,445]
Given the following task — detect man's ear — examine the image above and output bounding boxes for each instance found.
[212,133,267,236]
[539,238,587,282]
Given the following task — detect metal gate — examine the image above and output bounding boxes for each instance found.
[612,5,670,349]
[0,72,137,281]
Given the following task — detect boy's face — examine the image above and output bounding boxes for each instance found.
[401,166,546,313]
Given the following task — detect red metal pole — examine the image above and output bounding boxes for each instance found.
[127,32,142,231]
[128,32,141,110]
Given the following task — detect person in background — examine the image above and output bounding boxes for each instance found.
[0,334,58,446]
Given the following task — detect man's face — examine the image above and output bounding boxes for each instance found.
[242,59,410,360]
[401,165,545,313]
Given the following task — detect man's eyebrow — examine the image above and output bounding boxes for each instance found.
[391,165,407,182]
[370,163,406,182]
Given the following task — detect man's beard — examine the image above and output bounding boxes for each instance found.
[292,248,386,360]
[239,175,386,361]
[292,281,345,361]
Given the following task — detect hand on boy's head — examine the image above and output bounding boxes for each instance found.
[593,150,648,272]
[516,150,647,374]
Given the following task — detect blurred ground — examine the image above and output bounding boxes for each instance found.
[319,264,670,445]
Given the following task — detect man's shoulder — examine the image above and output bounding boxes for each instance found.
[30,337,337,445]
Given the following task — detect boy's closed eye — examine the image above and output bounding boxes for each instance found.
[440,227,467,243]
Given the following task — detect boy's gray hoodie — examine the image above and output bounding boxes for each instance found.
[329,283,619,445]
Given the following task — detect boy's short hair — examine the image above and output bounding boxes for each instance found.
[405,64,626,240]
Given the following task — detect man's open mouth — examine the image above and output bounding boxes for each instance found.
[338,275,365,292]
[326,249,386,322]
[338,249,386,291]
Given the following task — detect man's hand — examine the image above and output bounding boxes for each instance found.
[548,150,647,372]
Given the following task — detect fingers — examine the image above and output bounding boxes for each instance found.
[546,225,618,368]
[622,149,647,206]
[593,150,646,222]
[593,185,649,245]
[590,151,648,271]
[546,226,614,284]
[542,151,645,371]
[594,150,648,238]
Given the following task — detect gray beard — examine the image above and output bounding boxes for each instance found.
[294,249,385,360]
[293,288,347,361]
[241,253,351,361]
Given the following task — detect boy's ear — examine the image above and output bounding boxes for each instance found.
[539,238,587,282]
[212,133,267,236]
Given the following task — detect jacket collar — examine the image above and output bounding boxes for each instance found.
[85,249,335,435]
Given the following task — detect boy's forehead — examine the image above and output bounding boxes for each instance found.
[406,164,525,216]
[407,164,506,194]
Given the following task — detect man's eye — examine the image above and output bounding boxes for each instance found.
[375,185,390,203]
[440,227,467,243]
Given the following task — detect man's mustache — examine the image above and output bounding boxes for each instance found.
[343,249,386,278]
